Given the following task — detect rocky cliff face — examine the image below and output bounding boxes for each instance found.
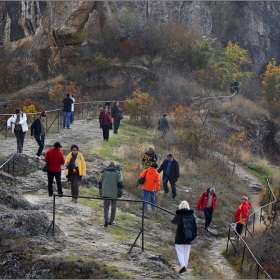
[0,1,279,75]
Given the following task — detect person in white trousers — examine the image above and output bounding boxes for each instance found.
[171,200,198,274]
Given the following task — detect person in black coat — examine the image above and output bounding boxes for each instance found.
[157,153,180,199]
[30,111,47,161]
[171,200,198,274]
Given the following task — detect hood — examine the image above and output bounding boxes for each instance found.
[176,209,194,215]
[244,202,252,209]
[147,167,158,174]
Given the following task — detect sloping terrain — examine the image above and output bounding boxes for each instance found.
[0,118,264,279]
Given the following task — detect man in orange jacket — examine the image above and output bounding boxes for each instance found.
[139,163,161,211]
[197,188,217,232]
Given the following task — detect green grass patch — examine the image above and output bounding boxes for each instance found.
[98,120,151,160]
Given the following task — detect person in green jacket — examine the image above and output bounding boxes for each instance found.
[158,113,169,139]
[99,162,124,227]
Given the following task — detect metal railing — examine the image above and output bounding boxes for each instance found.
[226,179,277,279]
[0,152,17,177]
[0,100,125,139]
[46,194,175,254]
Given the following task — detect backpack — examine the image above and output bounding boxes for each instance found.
[182,214,197,241]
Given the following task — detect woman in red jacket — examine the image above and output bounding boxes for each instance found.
[44,142,65,197]
[234,196,251,235]
[197,188,217,232]
[139,163,160,211]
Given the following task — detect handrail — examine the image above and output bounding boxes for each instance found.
[46,194,175,254]
[0,152,17,170]
[226,178,277,279]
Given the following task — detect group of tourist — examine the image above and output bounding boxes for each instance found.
[139,145,251,273]
[6,102,252,275]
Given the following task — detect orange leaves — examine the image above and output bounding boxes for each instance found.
[262,58,280,106]
[124,89,156,127]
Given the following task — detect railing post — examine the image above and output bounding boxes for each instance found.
[52,195,56,232]
[5,115,8,139]
[253,213,255,232]
[142,201,144,252]
[12,154,15,177]
[58,110,60,132]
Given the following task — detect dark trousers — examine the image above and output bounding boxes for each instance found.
[163,177,177,198]
[35,135,45,157]
[102,125,110,140]
[104,199,117,223]
[47,171,63,196]
[113,120,120,134]
[236,223,244,235]
[14,130,26,153]
[204,207,213,229]
[70,172,79,199]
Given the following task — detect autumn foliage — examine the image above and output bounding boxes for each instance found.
[124,89,156,127]
[262,58,280,107]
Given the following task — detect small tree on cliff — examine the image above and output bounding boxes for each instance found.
[262,58,280,109]
[124,89,156,127]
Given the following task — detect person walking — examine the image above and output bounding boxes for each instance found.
[65,144,86,203]
[44,142,65,197]
[139,163,160,211]
[70,94,75,124]
[111,101,123,134]
[142,145,158,167]
[62,93,74,129]
[234,196,251,237]
[197,188,217,232]
[158,113,169,139]
[99,106,112,141]
[98,161,124,227]
[30,111,47,162]
[171,200,198,274]
[7,108,28,154]
[157,153,180,200]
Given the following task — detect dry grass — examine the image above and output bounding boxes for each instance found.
[239,147,269,168]
[219,95,270,120]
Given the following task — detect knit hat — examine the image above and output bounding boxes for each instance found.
[53,142,62,148]
[151,163,158,168]
[109,161,116,167]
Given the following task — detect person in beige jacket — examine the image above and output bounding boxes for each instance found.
[7,108,28,154]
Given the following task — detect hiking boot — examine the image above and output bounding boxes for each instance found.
[179,267,186,274]
[104,220,109,227]
[108,221,116,226]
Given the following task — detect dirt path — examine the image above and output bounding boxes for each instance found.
[1,120,265,279]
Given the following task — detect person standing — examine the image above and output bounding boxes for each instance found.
[63,93,73,129]
[158,113,169,139]
[99,106,112,141]
[234,196,251,236]
[157,153,180,200]
[171,200,198,274]
[142,145,158,167]
[233,79,239,93]
[70,94,75,124]
[99,162,124,227]
[65,144,86,203]
[7,108,28,154]
[139,163,160,211]
[44,142,65,197]
[111,101,123,134]
[30,111,47,162]
[197,188,217,232]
